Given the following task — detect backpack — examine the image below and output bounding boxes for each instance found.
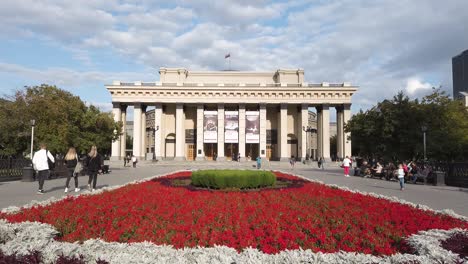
[46,150,55,170]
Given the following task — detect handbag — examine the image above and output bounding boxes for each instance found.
[74,157,83,175]
[46,150,55,170]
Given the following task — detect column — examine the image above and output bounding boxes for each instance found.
[343,104,352,158]
[217,104,225,161]
[320,104,331,161]
[133,104,142,159]
[300,104,308,161]
[196,104,204,160]
[141,105,147,159]
[175,103,185,160]
[259,103,267,159]
[120,105,127,158]
[279,103,288,161]
[238,104,246,160]
[111,102,121,160]
[316,106,322,159]
[336,106,344,160]
[154,103,163,160]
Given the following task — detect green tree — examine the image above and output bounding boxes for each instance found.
[0,85,122,157]
[345,89,468,162]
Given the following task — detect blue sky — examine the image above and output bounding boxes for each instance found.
[1,0,467,117]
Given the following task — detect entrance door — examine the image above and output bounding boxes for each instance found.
[204,143,217,160]
[225,143,238,161]
[245,143,259,161]
[186,144,196,161]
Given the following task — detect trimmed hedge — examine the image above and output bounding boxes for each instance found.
[191,170,276,189]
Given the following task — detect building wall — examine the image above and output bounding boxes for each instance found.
[453,49,468,99]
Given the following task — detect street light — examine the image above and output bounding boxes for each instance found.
[421,125,427,161]
[30,119,35,161]
[153,125,159,160]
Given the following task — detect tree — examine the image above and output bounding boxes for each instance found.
[345,89,468,162]
[0,85,122,157]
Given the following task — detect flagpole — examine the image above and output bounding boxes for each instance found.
[229,56,231,70]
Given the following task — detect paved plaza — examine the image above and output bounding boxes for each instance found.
[1,161,467,217]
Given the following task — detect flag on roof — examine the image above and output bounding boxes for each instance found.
[225,53,230,59]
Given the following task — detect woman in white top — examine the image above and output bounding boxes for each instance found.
[397,164,405,191]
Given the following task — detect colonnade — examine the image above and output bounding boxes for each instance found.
[111,103,352,161]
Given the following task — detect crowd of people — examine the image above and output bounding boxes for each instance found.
[349,157,435,189]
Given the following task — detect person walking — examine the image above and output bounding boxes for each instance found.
[319,157,325,170]
[32,142,55,194]
[131,155,138,168]
[63,147,81,193]
[397,163,405,191]
[256,156,262,169]
[342,156,351,177]
[86,145,102,191]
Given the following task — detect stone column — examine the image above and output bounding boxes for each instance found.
[238,104,246,160]
[300,104,308,161]
[175,103,185,161]
[196,104,204,161]
[336,106,344,160]
[133,104,143,159]
[216,104,225,161]
[154,103,163,160]
[316,106,322,159]
[111,102,121,160]
[343,104,352,158]
[320,104,331,161]
[120,105,127,158]
[279,103,288,161]
[259,103,267,159]
[141,105,147,159]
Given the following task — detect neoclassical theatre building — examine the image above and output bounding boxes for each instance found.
[106,68,357,161]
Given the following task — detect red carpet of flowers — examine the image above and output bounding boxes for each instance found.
[2,171,468,255]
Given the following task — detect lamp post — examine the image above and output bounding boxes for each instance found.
[421,125,427,161]
[30,119,35,160]
[153,125,159,160]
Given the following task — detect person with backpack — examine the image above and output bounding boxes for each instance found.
[32,142,55,194]
[63,147,81,193]
[86,145,102,191]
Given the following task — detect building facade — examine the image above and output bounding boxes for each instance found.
[107,68,357,161]
[453,49,468,99]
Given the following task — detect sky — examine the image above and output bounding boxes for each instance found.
[0,0,467,118]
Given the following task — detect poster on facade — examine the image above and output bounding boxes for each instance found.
[245,111,260,143]
[203,111,218,143]
[224,111,239,143]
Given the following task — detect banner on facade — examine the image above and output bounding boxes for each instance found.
[203,111,218,143]
[224,111,239,143]
[245,111,260,143]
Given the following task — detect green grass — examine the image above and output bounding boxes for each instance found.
[191,170,276,189]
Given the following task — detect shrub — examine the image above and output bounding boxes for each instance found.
[191,170,276,189]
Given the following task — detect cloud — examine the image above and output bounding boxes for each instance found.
[405,78,433,95]
[2,0,468,114]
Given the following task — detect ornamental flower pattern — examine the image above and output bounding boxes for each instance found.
[1,171,468,256]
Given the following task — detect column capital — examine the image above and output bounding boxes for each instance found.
[133,103,141,109]
[112,102,121,108]
[343,104,351,111]
[280,103,288,109]
[259,103,266,109]
[238,103,245,109]
[120,104,128,111]
[217,103,224,109]
[301,103,309,110]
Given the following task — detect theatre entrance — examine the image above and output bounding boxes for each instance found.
[204,143,217,160]
[225,143,238,161]
[245,143,259,161]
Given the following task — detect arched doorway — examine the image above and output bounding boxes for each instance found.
[165,133,176,159]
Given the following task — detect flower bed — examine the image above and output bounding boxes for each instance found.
[2,171,467,257]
